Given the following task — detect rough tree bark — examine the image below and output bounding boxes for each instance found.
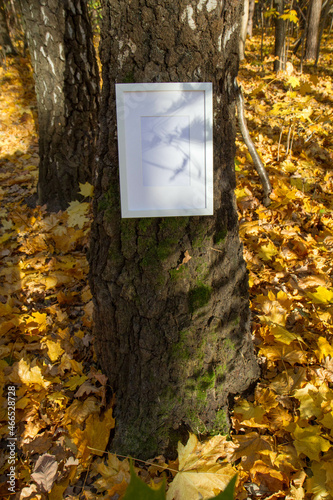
[89,0,260,460]
[274,0,286,71]
[0,0,16,54]
[20,0,99,211]
[305,0,323,60]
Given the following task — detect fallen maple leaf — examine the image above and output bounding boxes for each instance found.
[315,337,333,362]
[71,407,115,463]
[293,384,322,420]
[17,359,51,389]
[66,200,90,229]
[166,434,236,500]
[258,241,278,261]
[92,453,132,493]
[305,460,328,500]
[269,325,304,345]
[307,286,333,304]
[293,425,331,461]
[45,340,64,363]
[79,182,94,198]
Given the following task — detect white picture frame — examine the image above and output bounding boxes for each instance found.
[115,82,213,218]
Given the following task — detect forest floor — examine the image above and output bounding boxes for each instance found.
[0,33,333,500]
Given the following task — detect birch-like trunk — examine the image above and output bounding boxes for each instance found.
[20,0,99,210]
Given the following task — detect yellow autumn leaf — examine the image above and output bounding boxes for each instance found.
[293,384,322,419]
[258,241,278,261]
[0,300,14,316]
[307,286,333,304]
[288,76,300,88]
[2,219,13,230]
[15,396,30,409]
[79,182,94,198]
[49,477,71,500]
[0,318,19,335]
[47,392,68,407]
[81,287,92,302]
[39,275,58,290]
[319,411,333,432]
[293,425,331,461]
[255,387,279,412]
[233,400,266,423]
[59,353,84,375]
[286,484,305,500]
[270,325,303,345]
[45,340,65,362]
[71,408,115,465]
[260,345,307,365]
[21,273,58,291]
[93,453,131,493]
[166,433,237,500]
[306,461,328,500]
[17,359,51,389]
[235,187,252,200]
[175,434,237,471]
[52,227,84,252]
[31,311,48,327]
[299,82,312,95]
[84,407,115,456]
[24,311,48,332]
[322,459,333,494]
[64,374,88,391]
[315,337,333,362]
[66,201,90,229]
[0,231,16,244]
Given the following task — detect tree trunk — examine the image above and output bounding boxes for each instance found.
[305,0,323,60]
[0,0,16,54]
[315,0,333,65]
[247,0,255,37]
[20,0,99,211]
[240,0,250,59]
[274,0,286,71]
[89,0,260,460]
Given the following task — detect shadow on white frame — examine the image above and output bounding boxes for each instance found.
[115,82,213,218]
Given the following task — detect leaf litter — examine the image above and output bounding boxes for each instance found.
[0,34,333,500]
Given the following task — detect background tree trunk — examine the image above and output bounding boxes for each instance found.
[247,0,255,37]
[240,0,250,59]
[20,0,99,211]
[89,0,259,460]
[315,0,333,65]
[274,0,286,71]
[0,0,16,54]
[305,0,323,60]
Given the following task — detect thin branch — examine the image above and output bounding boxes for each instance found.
[234,80,272,207]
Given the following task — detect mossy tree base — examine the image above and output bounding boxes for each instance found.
[89,0,260,459]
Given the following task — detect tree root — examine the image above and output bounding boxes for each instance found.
[234,79,272,207]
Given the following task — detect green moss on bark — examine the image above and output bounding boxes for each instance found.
[121,219,137,258]
[214,228,228,245]
[212,409,228,433]
[188,283,212,313]
[138,218,154,234]
[172,330,192,360]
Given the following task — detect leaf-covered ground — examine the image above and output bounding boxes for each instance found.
[0,33,333,500]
